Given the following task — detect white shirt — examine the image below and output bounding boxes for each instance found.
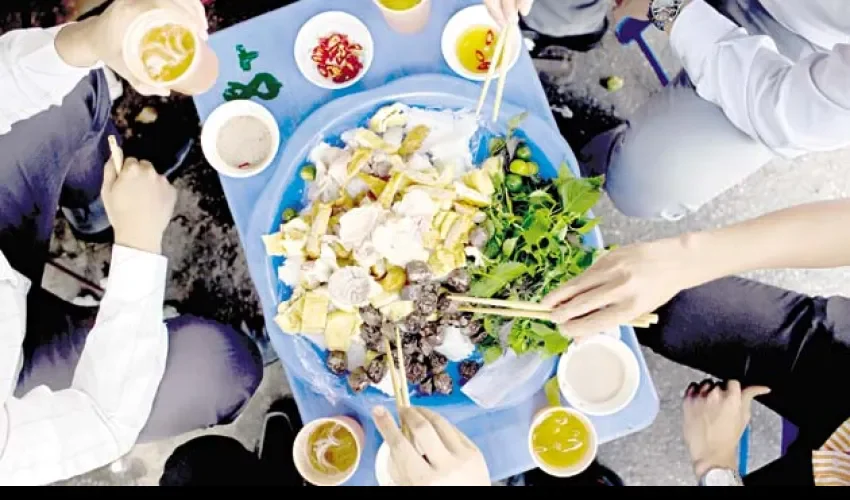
[0,24,94,135]
[671,0,850,158]
[0,247,168,485]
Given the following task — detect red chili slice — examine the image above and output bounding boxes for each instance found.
[486,30,495,46]
[477,61,491,71]
[475,50,486,62]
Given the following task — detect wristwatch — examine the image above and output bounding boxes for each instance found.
[648,0,686,32]
[698,467,743,486]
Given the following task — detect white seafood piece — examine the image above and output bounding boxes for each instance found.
[393,191,438,234]
[339,204,387,249]
[327,150,353,184]
[328,266,374,311]
[407,153,433,172]
[353,241,381,268]
[345,176,371,199]
[369,103,410,134]
[346,338,367,372]
[278,255,305,288]
[308,142,347,168]
[382,126,404,148]
[372,217,428,267]
[300,244,338,289]
[435,326,475,362]
[405,109,477,173]
[365,150,394,178]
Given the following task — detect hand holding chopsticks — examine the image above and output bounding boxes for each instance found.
[448,295,659,332]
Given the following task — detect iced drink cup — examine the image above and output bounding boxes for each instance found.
[122,9,219,95]
[373,0,432,35]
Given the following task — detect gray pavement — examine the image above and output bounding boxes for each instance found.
[58,24,850,487]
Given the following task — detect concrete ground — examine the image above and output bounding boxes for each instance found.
[43,6,850,487]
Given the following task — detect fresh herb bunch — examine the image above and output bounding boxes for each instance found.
[469,114,605,360]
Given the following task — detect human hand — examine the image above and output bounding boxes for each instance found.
[541,237,700,338]
[102,157,178,255]
[56,0,209,96]
[611,0,651,25]
[483,0,534,26]
[683,380,770,478]
[372,406,490,486]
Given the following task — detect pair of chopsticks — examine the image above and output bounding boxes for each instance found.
[475,24,514,122]
[383,330,412,440]
[448,296,659,329]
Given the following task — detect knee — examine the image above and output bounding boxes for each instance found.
[166,315,264,421]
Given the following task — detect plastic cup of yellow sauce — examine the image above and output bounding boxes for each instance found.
[293,416,364,486]
[528,379,599,477]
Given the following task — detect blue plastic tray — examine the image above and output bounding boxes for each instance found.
[247,73,657,426]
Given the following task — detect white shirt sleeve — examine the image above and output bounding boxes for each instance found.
[0,246,168,486]
[0,25,97,135]
[670,0,850,158]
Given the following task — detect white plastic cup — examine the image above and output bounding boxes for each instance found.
[373,0,432,35]
[528,406,598,478]
[557,335,640,416]
[122,9,219,95]
[292,416,364,486]
[200,100,280,178]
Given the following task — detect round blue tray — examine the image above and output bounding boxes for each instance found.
[246,74,601,417]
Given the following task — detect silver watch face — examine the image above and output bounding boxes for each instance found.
[650,0,683,28]
[703,468,740,486]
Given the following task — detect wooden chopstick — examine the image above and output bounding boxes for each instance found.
[449,295,552,312]
[384,334,412,441]
[107,135,123,174]
[394,328,411,408]
[491,26,512,123]
[475,24,509,120]
[383,338,404,407]
[458,304,659,329]
[459,306,552,321]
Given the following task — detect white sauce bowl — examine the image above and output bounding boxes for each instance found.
[557,335,640,417]
[200,100,280,178]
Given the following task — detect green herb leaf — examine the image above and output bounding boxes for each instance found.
[469,262,528,298]
[482,345,504,364]
[507,112,529,138]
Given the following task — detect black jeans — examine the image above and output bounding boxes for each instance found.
[640,277,850,485]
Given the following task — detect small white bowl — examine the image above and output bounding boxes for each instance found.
[375,442,396,486]
[528,406,598,478]
[557,335,640,417]
[200,100,280,178]
[441,4,522,82]
[292,416,364,486]
[294,11,374,90]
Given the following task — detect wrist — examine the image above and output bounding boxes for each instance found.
[55,18,100,68]
[671,231,729,288]
[693,454,737,479]
[115,232,163,256]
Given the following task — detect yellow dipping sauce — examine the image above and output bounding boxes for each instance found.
[307,421,359,475]
[531,410,592,469]
[140,23,197,83]
[379,0,422,10]
[456,25,502,74]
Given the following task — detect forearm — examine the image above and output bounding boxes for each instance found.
[71,245,168,441]
[678,199,850,287]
